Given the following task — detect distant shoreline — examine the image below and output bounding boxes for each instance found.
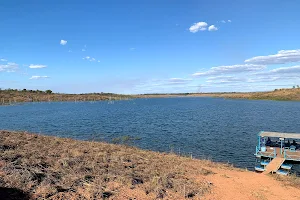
[1,88,299,105]
[135,88,300,101]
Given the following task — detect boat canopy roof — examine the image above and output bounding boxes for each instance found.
[260,131,300,139]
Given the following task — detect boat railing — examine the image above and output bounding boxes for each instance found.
[256,146,276,158]
[284,150,300,161]
[255,146,259,154]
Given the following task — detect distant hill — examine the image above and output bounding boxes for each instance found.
[135,88,300,101]
[0,89,131,105]
[193,88,300,101]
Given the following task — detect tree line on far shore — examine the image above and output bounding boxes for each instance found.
[0,88,53,94]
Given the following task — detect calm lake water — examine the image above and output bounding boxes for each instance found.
[1,97,300,170]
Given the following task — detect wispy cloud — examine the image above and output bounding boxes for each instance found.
[0,58,7,62]
[60,40,67,45]
[249,65,300,82]
[29,64,47,69]
[193,64,266,77]
[220,20,231,23]
[0,62,19,72]
[135,78,194,92]
[82,56,97,62]
[82,49,86,52]
[29,75,50,80]
[262,65,300,75]
[169,78,193,84]
[206,76,247,84]
[68,49,72,53]
[130,47,136,51]
[203,66,300,85]
[208,25,218,31]
[245,49,300,65]
[189,22,208,33]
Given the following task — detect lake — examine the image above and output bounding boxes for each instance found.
[1,97,300,170]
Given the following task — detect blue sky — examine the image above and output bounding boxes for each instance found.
[1,0,300,94]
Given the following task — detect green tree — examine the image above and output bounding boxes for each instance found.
[45,90,52,94]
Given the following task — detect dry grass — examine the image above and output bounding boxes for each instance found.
[0,90,131,105]
[135,88,300,101]
[272,173,300,189]
[0,131,216,199]
[203,88,300,101]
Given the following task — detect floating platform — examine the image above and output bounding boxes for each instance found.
[255,166,265,172]
[276,169,289,176]
[281,163,292,170]
[261,160,270,166]
[255,131,300,175]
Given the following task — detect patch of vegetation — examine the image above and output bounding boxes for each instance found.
[134,88,300,101]
[0,88,132,105]
[273,173,300,189]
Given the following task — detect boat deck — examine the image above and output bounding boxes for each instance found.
[258,147,300,161]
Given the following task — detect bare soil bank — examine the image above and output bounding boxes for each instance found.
[1,131,300,199]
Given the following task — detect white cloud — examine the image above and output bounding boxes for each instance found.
[82,49,86,51]
[189,22,208,33]
[208,25,218,31]
[221,20,226,23]
[60,40,67,45]
[193,64,266,77]
[83,56,97,62]
[0,58,7,62]
[29,75,50,80]
[130,47,136,51]
[68,49,72,53]
[97,60,100,63]
[0,62,18,72]
[245,49,300,65]
[29,64,47,69]
[228,20,231,22]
